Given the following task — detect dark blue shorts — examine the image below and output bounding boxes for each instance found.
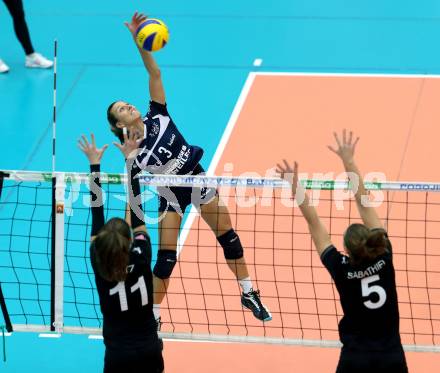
[157,164,217,214]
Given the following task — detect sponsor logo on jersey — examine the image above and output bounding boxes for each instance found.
[149,121,160,137]
[167,133,176,146]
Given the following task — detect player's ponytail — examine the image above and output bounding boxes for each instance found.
[94,218,131,282]
[107,102,124,143]
[344,224,388,265]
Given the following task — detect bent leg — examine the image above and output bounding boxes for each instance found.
[199,194,249,280]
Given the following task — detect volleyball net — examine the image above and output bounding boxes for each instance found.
[0,170,439,352]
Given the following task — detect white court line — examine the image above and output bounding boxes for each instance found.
[39,333,61,338]
[177,73,257,255]
[250,71,440,79]
[88,335,103,340]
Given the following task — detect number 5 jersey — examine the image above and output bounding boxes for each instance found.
[320,231,402,351]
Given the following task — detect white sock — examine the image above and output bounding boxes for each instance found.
[153,304,161,320]
[239,277,253,294]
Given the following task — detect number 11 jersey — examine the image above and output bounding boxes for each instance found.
[90,232,156,349]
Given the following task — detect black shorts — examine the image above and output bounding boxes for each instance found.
[104,337,164,373]
[336,346,408,373]
[157,164,217,214]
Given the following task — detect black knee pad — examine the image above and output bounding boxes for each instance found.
[153,250,177,279]
[217,229,244,260]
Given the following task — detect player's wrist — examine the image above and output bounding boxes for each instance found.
[342,157,355,168]
[90,163,101,171]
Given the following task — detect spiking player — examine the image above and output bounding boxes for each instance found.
[106,12,271,327]
[79,133,164,373]
[277,130,408,373]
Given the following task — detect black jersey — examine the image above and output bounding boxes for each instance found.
[135,101,204,175]
[321,232,402,351]
[90,231,156,349]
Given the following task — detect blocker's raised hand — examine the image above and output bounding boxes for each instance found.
[78,133,108,165]
[328,129,359,163]
[276,159,299,198]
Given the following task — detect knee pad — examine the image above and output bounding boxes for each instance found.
[217,229,244,260]
[153,249,177,279]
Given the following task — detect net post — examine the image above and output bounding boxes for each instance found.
[50,173,65,333]
[0,172,12,333]
[0,285,12,333]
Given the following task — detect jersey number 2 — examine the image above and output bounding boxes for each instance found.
[109,276,149,312]
[361,274,386,309]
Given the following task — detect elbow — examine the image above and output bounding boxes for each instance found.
[150,68,161,79]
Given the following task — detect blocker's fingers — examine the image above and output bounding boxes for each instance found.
[91,133,96,147]
[81,134,90,147]
[328,145,337,154]
[282,159,292,172]
[353,137,360,150]
[77,140,86,151]
[333,132,342,148]
[276,163,284,174]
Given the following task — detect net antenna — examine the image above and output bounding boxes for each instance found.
[48,40,65,336]
[52,39,58,174]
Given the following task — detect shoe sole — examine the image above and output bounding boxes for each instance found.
[242,303,272,322]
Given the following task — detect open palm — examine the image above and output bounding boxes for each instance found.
[78,134,108,164]
[328,129,359,163]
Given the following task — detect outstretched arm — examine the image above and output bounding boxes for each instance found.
[125,12,166,105]
[277,160,332,256]
[78,134,109,241]
[328,129,382,230]
[114,130,147,235]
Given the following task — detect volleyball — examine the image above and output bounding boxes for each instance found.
[135,19,169,52]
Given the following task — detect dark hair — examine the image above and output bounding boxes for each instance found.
[107,101,124,143]
[93,217,131,282]
[343,224,388,265]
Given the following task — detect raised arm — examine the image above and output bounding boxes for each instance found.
[78,134,108,241]
[276,160,332,256]
[114,130,147,235]
[125,12,166,105]
[328,129,382,230]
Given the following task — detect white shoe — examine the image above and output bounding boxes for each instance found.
[25,52,53,69]
[0,59,10,73]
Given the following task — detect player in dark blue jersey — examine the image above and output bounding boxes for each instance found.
[276,130,408,373]
[106,12,271,326]
[78,132,164,373]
